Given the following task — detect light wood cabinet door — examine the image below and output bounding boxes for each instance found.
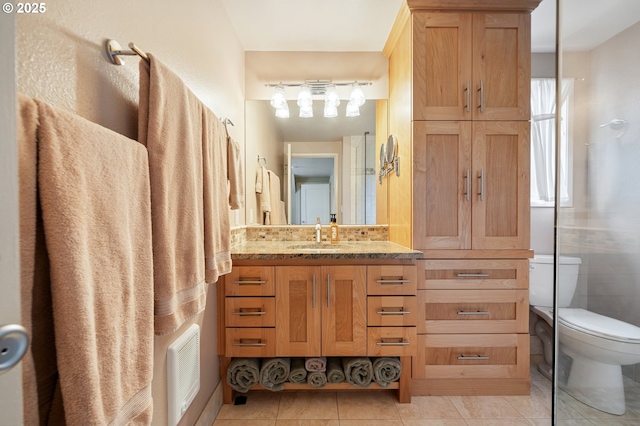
[413,12,472,121]
[472,121,530,249]
[321,266,367,356]
[275,266,321,357]
[414,121,472,250]
[472,13,531,121]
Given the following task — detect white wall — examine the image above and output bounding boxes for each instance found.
[16,1,245,424]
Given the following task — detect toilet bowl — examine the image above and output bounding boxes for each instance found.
[529,255,640,415]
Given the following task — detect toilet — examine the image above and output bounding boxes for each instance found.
[529,254,640,415]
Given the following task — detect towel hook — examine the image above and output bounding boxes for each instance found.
[257,156,267,167]
[105,39,150,65]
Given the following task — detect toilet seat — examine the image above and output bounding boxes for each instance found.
[559,308,640,344]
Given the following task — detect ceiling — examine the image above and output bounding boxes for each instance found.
[222,0,640,53]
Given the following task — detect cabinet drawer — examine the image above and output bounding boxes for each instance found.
[225,266,275,296]
[367,327,417,357]
[418,289,528,334]
[225,297,276,327]
[367,296,417,326]
[413,334,529,380]
[420,259,528,290]
[225,328,276,357]
[368,265,417,295]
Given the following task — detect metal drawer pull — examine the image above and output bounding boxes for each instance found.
[232,311,267,316]
[377,338,410,346]
[376,279,410,284]
[457,311,490,315]
[458,355,489,361]
[377,307,411,315]
[233,339,266,347]
[464,169,471,201]
[478,168,485,201]
[478,80,485,113]
[465,80,471,112]
[456,273,489,278]
[232,280,266,285]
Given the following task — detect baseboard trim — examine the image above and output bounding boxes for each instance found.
[195,380,223,426]
[413,378,531,396]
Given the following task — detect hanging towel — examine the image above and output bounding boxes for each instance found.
[327,358,345,383]
[267,170,286,225]
[227,134,244,210]
[259,358,291,391]
[19,95,154,425]
[256,165,271,223]
[372,357,402,387]
[202,108,233,283]
[288,358,307,384]
[342,357,374,388]
[139,54,208,334]
[307,371,328,388]
[305,357,327,372]
[227,358,261,393]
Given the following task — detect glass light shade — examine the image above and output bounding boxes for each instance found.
[297,84,313,107]
[323,102,338,118]
[349,83,366,107]
[345,100,360,117]
[299,105,313,118]
[324,84,340,107]
[275,102,289,118]
[270,86,286,109]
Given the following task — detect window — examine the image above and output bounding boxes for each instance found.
[530,78,574,207]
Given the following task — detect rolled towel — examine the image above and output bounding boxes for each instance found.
[327,358,345,383]
[372,357,402,387]
[307,371,327,388]
[342,357,373,388]
[305,357,327,372]
[227,358,260,393]
[260,357,291,391]
[288,358,307,384]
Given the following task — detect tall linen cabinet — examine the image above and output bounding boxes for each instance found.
[384,0,540,395]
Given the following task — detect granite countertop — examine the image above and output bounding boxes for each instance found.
[231,240,424,260]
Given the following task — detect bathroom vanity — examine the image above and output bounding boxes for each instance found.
[217,240,423,403]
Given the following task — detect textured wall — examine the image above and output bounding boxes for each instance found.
[16,1,245,424]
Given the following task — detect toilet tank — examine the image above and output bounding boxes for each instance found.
[529,254,582,308]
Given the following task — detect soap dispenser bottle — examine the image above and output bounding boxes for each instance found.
[315,217,322,243]
[329,214,339,245]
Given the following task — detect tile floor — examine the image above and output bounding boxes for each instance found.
[212,366,640,426]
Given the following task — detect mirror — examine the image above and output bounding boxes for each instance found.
[245,99,386,226]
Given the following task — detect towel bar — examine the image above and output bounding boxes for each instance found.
[105,39,150,65]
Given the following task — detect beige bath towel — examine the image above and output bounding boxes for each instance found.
[139,54,207,334]
[256,165,271,222]
[202,107,233,283]
[19,96,154,425]
[227,134,244,210]
[267,170,286,225]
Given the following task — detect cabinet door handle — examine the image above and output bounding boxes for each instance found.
[457,311,490,315]
[458,355,489,360]
[232,280,266,285]
[327,274,331,308]
[376,279,410,284]
[232,311,267,316]
[312,273,317,308]
[456,273,489,278]
[478,168,485,201]
[478,80,485,113]
[233,339,266,347]
[464,169,470,201]
[464,80,471,112]
[377,310,411,315]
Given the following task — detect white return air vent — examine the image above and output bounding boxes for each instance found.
[167,324,200,426]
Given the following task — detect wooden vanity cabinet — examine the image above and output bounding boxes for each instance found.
[413,120,530,251]
[275,265,367,357]
[413,12,531,122]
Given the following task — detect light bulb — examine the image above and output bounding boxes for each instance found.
[270,86,286,109]
[349,83,366,107]
[345,100,360,117]
[297,84,313,108]
[275,102,289,118]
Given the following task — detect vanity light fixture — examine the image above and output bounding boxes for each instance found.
[265,80,372,118]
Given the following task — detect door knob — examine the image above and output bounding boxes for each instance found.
[0,324,29,375]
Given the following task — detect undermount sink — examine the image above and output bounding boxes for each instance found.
[287,243,351,251]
